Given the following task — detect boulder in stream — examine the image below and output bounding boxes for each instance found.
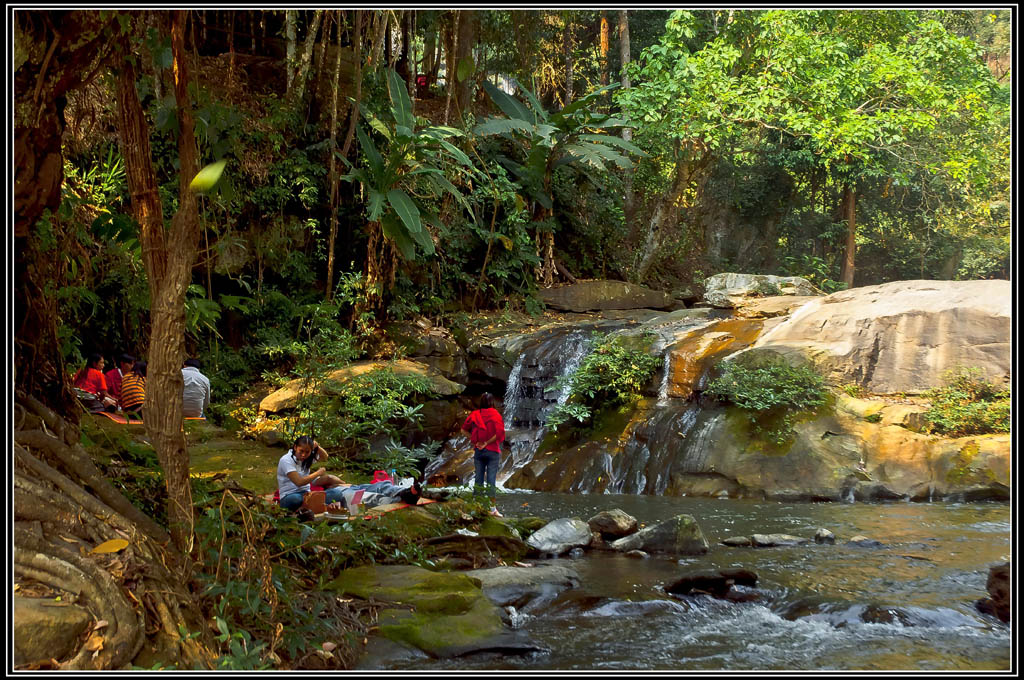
[526,518,593,556]
[666,568,758,599]
[609,514,709,556]
[587,509,638,539]
[466,563,580,612]
[751,533,810,548]
[975,562,1010,624]
[814,529,836,545]
[846,535,884,548]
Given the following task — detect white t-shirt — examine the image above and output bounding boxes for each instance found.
[277,450,309,498]
[182,366,211,417]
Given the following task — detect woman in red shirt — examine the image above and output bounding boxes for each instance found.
[73,353,116,412]
[461,392,506,516]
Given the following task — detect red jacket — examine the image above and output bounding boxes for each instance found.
[462,407,505,453]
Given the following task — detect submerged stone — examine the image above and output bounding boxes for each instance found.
[751,533,810,547]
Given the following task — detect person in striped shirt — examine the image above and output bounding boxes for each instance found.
[120,361,147,418]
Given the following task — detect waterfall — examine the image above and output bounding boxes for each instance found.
[503,353,526,425]
[657,351,672,404]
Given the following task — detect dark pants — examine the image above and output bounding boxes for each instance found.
[473,448,500,498]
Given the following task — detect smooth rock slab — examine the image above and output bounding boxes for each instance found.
[609,514,709,556]
[751,533,810,548]
[539,280,674,312]
[526,518,593,556]
[14,595,93,666]
[721,536,753,547]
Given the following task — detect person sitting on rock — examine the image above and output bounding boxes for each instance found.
[277,436,347,512]
[73,353,117,412]
[119,361,147,419]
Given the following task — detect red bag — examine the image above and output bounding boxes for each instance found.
[372,470,394,483]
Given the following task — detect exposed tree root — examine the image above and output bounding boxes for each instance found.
[14,397,216,670]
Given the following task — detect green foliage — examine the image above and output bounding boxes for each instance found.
[864,412,882,423]
[546,334,660,430]
[922,367,1010,437]
[342,69,477,264]
[707,355,827,445]
[782,255,848,294]
[350,439,441,480]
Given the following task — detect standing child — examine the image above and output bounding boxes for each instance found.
[461,393,506,516]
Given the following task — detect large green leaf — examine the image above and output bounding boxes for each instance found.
[380,214,417,260]
[409,222,435,255]
[356,125,384,177]
[355,102,393,141]
[387,69,415,131]
[435,138,474,168]
[561,143,614,170]
[482,81,536,124]
[387,189,423,235]
[577,133,648,157]
[367,190,386,222]
[474,118,535,137]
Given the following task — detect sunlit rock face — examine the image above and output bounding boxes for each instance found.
[664,318,765,400]
[746,279,1011,395]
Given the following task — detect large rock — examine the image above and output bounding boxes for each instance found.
[609,514,709,556]
[466,564,580,610]
[14,595,93,666]
[975,562,1010,623]
[747,279,1011,394]
[539,280,673,312]
[666,568,758,598]
[526,518,593,556]
[328,565,540,659]
[703,273,823,308]
[259,359,464,413]
[586,509,638,539]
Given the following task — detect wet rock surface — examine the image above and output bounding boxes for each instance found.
[586,509,638,539]
[14,595,93,666]
[609,514,709,556]
[525,518,593,556]
[975,562,1010,623]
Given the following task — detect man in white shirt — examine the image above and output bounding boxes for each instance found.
[182,358,211,418]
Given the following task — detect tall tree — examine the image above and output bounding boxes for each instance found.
[115,10,202,554]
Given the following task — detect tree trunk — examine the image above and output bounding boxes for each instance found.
[292,9,324,108]
[326,11,344,301]
[443,11,458,125]
[116,11,202,555]
[285,10,297,92]
[600,11,610,90]
[340,10,363,159]
[563,11,574,106]
[13,10,120,415]
[453,10,476,118]
[618,10,636,246]
[840,184,856,287]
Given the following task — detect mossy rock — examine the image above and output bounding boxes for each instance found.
[366,506,443,541]
[513,517,550,533]
[326,565,514,658]
[479,516,520,539]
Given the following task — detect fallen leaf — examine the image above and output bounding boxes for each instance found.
[60,536,77,543]
[322,642,336,652]
[315,649,333,660]
[91,539,130,554]
[93,620,109,630]
[84,633,104,652]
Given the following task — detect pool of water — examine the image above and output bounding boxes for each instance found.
[386,492,1011,671]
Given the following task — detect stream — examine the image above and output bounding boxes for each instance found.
[389,492,1011,671]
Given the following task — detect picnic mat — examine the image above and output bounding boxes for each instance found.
[93,411,144,425]
[92,412,206,425]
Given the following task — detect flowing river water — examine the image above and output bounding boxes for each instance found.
[389,492,1011,672]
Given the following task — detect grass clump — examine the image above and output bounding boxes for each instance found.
[706,353,827,446]
[922,367,1010,437]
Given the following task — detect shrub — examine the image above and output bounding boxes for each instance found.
[706,353,827,445]
[923,368,1010,437]
[546,334,661,430]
